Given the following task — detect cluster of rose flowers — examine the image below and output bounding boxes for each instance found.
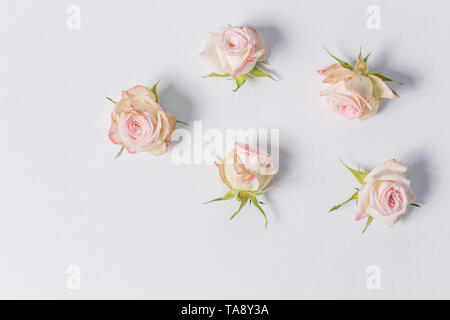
[106,25,419,232]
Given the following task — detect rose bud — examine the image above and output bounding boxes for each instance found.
[201,25,275,91]
[318,49,402,120]
[356,159,416,227]
[330,159,419,232]
[205,142,277,227]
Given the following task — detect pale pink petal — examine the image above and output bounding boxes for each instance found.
[248,27,268,61]
[368,75,396,99]
[344,74,374,102]
[108,120,122,145]
[200,32,231,75]
[365,159,408,182]
[318,63,352,84]
[356,177,375,220]
[232,49,265,78]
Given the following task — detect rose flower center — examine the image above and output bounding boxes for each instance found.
[380,185,405,215]
[221,29,248,55]
[124,113,156,147]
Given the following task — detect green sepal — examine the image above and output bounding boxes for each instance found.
[324,47,353,71]
[367,72,403,85]
[203,189,237,204]
[206,189,270,228]
[363,52,371,62]
[114,146,124,159]
[248,193,268,228]
[106,97,117,104]
[410,203,421,207]
[203,73,232,78]
[329,190,358,212]
[391,88,400,98]
[233,73,248,92]
[354,49,369,73]
[230,192,249,220]
[248,65,276,80]
[150,80,160,103]
[255,186,274,195]
[362,216,374,233]
[176,120,189,126]
[339,158,368,185]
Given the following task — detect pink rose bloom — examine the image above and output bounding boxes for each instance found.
[215,142,276,192]
[108,85,176,156]
[318,54,396,120]
[356,159,416,227]
[200,26,267,79]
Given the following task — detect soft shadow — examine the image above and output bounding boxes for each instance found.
[262,144,298,224]
[269,144,296,188]
[371,47,416,115]
[374,99,390,117]
[244,23,286,80]
[159,83,196,124]
[402,151,432,221]
[250,24,286,56]
[369,46,418,89]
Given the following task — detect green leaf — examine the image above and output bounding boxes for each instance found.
[150,80,160,103]
[176,120,189,126]
[203,190,237,204]
[202,73,232,78]
[248,65,276,80]
[329,191,358,212]
[410,203,421,207]
[106,97,117,104]
[114,146,124,159]
[362,216,374,233]
[248,194,268,228]
[229,192,249,220]
[368,72,403,85]
[255,186,274,195]
[339,158,368,185]
[233,73,248,92]
[324,47,353,71]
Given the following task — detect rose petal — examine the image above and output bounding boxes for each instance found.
[369,75,396,99]
[200,32,231,75]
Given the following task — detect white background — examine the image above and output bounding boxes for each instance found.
[0,0,449,299]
